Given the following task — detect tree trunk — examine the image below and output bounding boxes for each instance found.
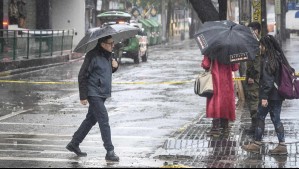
[239,0,251,25]
[280,0,287,41]
[101,0,110,12]
[218,0,227,20]
[94,0,98,26]
[0,0,2,30]
[161,0,167,42]
[261,0,268,36]
[188,0,220,22]
[189,4,201,39]
[0,0,3,52]
[36,0,51,29]
[188,0,227,38]
[166,0,172,42]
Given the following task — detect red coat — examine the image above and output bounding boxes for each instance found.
[201,56,240,121]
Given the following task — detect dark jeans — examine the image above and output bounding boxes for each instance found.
[71,96,114,151]
[255,100,285,143]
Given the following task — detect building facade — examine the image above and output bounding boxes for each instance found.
[1,0,137,48]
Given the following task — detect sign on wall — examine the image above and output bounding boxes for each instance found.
[252,0,262,23]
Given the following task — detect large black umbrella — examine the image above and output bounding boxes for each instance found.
[194,20,260,64]
[74,24,139,53]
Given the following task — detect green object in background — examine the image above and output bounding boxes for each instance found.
[150,19,162,44]
[138,19,153,45]
[97,11,149,64]
[122,37,139,52]
[97,11,131,18]
[146,19,159,45]
[97,11,131,24]
[155,21,162,44]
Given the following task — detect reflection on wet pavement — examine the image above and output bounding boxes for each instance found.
[154,98,299,168]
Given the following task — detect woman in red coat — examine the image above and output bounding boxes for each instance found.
[201,55,240,135]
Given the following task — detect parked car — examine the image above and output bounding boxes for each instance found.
[97,11,148,64]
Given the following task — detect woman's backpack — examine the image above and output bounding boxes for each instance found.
[276,62,299,99]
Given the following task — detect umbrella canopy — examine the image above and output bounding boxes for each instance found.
[194,20,260,64]
[74,24,139,54]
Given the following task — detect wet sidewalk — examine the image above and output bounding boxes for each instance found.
[152,35,299,168]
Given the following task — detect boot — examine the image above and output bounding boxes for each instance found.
[220,119,230,133]
[206,119,221,136]
[268,144,288,155]
[105,150,120,162]
[66,142,87,157]
[206,129,221,136]
[241,141,262,154]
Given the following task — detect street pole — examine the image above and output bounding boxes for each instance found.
[0,0,3,52]
[239,0,251,25]
[275,0,282,44]
[275,0,287,42]
[238,0,253,101]
[280,0,287,41]
[261,0,267,36]
[161,0,167,43]
[181,3,186,41]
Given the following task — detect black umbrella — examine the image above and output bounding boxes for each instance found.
[74,24,139,53]
[194,20,260,64]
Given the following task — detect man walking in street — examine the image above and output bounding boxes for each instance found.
[244,22,261,134]
[66,35,120,162]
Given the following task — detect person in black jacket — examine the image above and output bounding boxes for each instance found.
[242,35,292,155]
[66,35,120,161]
[244,22,261,134]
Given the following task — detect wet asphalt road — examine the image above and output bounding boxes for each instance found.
[0,39,204,168]
[1,35,299,168]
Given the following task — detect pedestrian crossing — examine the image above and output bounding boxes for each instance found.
[0,130,165,168]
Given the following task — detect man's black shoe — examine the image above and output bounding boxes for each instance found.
[66,142,87,157]
[105,150,119,162]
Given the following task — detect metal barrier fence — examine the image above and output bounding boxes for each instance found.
[0,29,74,61]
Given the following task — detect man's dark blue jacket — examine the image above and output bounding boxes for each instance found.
[78,45,118,100]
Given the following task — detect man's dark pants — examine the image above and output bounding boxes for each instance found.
[71,96,114,151]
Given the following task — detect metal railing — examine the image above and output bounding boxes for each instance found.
[0,29,74,61]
